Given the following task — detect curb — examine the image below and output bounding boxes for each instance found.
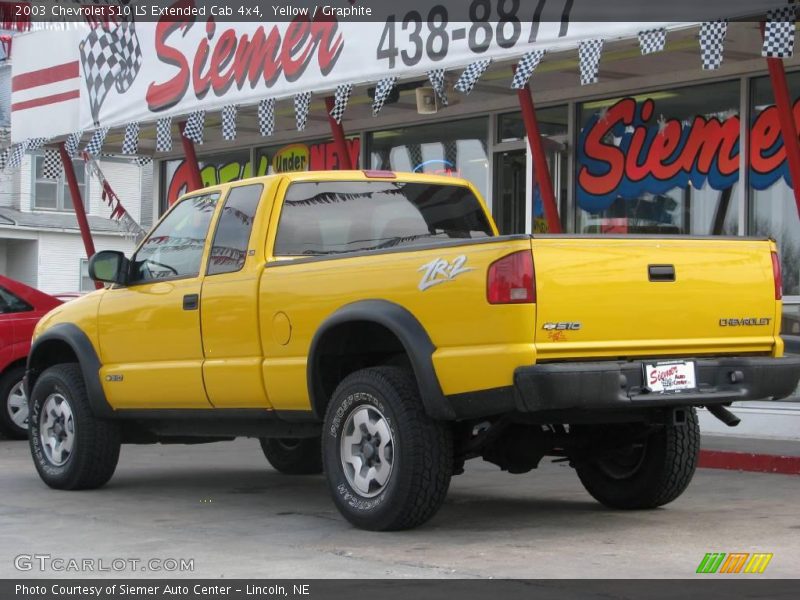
[699,450,800,475]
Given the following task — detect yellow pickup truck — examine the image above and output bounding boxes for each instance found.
[25,170,800,530]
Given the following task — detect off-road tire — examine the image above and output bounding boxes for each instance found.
[0,365,28,439]
[29,363,121,490]
[322,367,453,531]
[575,407,700,509]
[260,437,322,474]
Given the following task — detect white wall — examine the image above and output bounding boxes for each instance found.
[87,158,144,223]
[4,238,37,287]
[36,231,135,294]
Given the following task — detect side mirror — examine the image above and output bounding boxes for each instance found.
[88,250,129,285]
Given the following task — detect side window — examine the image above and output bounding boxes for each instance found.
[207,184,264,276]
[273,181,493,256]
[130,193,220,284]
[0,286,33,314]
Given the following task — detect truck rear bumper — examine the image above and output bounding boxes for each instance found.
[512,356,800,415]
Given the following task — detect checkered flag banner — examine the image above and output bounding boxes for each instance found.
[79,19,142,126]
[156,117,172,152]
[7,143,25,169]
[454,59,492,94]
[183,111,205,144]
[221,105,237,141]
[0,148,8,170]
[700,20,728,70]
[42,147,63,180]
[427,69,448,106]
[26,137,48,151]
[85,127,109,156]
[511,49,546,89]
[134,156,153,167]
[763,6,797,58]
[294,92,311,131]
[258,98,275,136]
[638,28,667,55]
[65,131,83,157]
[121,121,139,155]
[372,76,397,116]
[579,39,604,85]
[329,84,353,124]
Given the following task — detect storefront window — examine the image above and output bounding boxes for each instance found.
[750,73,800,298]
[255,136,360,175]
[162,151,252,209]
[367,117,489,201]
[576,82,741,235]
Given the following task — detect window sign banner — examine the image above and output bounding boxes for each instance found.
[10,1,696,142]
[577,96,800,212]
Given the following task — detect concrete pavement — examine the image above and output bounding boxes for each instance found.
[0,437,798,579]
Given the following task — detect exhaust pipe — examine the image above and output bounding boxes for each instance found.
[707,404,741,427]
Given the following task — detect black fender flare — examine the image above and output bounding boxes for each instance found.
[307,300,454,420]
[26,323,113,418]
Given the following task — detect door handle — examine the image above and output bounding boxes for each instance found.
[648,265,675,282]
[183,294,199,310]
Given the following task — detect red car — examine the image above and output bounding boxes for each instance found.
[0,275,62,439]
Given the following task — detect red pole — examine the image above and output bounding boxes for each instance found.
[179,120,204,192]
[58,142,101,289]
[324,96,354,170]
[762,25,800,220]
[513,68,562,233]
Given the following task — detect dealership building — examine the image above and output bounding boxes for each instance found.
[7,4,800,436]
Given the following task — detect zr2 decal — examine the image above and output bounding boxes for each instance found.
[418,255,473,291]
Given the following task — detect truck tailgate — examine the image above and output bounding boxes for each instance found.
[531,237,780,360]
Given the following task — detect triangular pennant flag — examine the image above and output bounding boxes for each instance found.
[156,117,172,152]
[294,92,311,131]
[578,39,604,85]
[65,131,83,157]
[121,121,139,154]
[763,6,796,58]
[183,111,205,144]
[454,59,492,95]
[7,143,25,168]
[26,137,48,151]
[427,69,448,106]
[258,98,275,136]
[221,105,237,141]
[85,127,109,155]
[638,28,666,55]
[372,76,397,116]
[42,147,63,179]
[700,21,727,70]
[511,49,546,89]
[329,84,353,124]
[134,156,153,166]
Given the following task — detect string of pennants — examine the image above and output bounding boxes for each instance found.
[1,11,798,169]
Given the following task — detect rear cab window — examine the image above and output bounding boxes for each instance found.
[273,181,493,256]
[0,286,34,314]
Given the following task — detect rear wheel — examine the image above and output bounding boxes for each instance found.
[260,437,322,475]
[28,363,121,490]
[322,367,453,531]
[574,408,700,509]
[0,365,28,439]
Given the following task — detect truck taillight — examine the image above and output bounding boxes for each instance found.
[487,251,536,304]
[772,251,783,300]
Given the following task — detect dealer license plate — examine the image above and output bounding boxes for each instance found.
[644,361,697,393]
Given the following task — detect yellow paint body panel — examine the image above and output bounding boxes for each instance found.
[31,171,783,415]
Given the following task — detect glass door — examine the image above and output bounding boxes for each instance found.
[493,150,527,235]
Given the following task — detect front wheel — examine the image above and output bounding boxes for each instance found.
[322,367,453,531]
[574,407,700,509]
[29,363,121,490]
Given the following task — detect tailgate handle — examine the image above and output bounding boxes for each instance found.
[648,265,675,282]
